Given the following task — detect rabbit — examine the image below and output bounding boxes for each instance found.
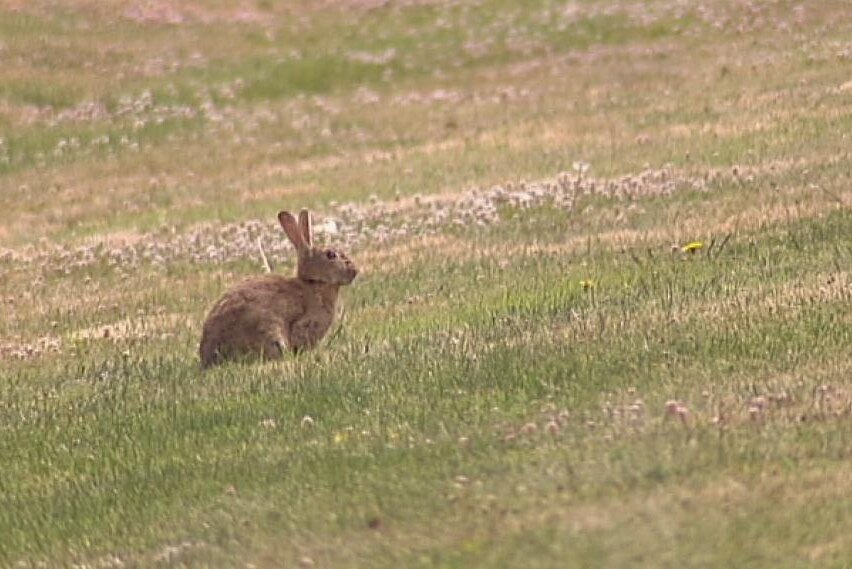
[199,209,357,368]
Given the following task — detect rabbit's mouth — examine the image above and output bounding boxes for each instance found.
[343,267,359,283]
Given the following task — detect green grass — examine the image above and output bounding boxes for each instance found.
[4,206,852,565]
[3,0,852,566]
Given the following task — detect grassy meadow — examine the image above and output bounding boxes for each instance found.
[2,0,852,566]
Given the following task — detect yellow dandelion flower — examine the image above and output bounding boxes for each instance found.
[579,279,595,290]
[681,241,704,254]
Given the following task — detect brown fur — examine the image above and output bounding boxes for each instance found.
[199,210,357,368]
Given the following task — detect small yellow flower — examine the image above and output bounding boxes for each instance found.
[579,279,595,290]
[681,241,704,254]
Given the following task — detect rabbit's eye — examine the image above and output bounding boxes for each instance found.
[325,250,337,260]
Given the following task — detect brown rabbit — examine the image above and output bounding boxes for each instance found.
[199,209,357,368]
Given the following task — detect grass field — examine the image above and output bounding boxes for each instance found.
[2,0,852,566]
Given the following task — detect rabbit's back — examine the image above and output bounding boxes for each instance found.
[200,275,305,368]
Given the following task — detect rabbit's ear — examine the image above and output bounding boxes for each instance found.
[278,211,308,252]
[298,209,313,246]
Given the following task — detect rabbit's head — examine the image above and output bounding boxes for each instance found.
[278,209,358,285]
